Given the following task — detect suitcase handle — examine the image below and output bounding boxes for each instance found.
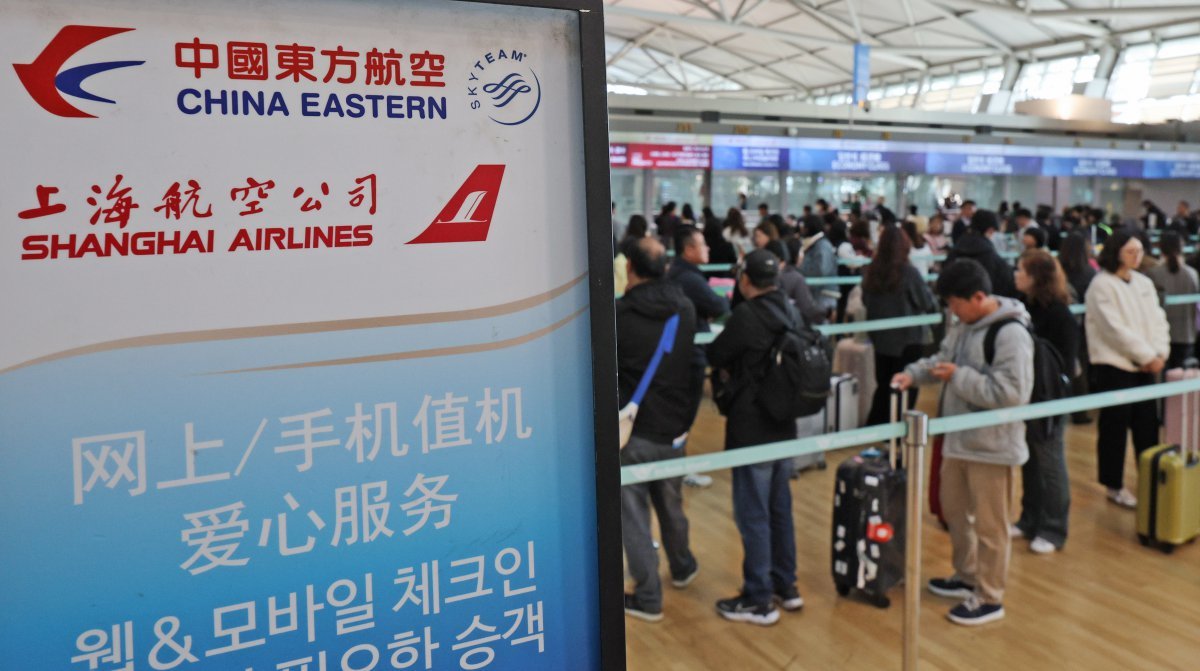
[889,386,909,470]
[1186,358,1198,464]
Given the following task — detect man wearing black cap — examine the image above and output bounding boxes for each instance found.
[945,210,1018,298]
[707,248,804,626]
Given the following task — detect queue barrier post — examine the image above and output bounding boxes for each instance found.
[903,409,929,671]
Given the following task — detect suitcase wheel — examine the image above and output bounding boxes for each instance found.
[817,461,828,471]
[871,594,891,609]
[835,584,851,597]
[1158,542,1176,555]
[1137,534,1150,547]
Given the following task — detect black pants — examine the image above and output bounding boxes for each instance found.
[1092,364,1160,490]
[684,349,707,430]
[1071,325,1091,420]
[1167,342,1195,370]
[866,344,923,426]
[1016,421,1070,547]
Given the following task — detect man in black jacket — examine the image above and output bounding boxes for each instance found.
[668,226,730,346]
[668,227,731,489]
[946,210,1019,298]
[951,200,976,244]
[617,237,700,623]
[707,249,803,626]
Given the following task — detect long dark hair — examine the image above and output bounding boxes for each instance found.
[1097,228,1136,274]
[827,218,848,247]
[849,217,870,241]
[1161,231,1183,273]
[801,214,824,238]
[1058,232,1090,277]
[902,219,926,249]
[724,208,748,236]
[862,225,911,294]
[756,218,780,242]
[1019,249,1070,307]
[625,214,648,240]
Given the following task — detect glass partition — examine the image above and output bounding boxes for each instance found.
[610,168,644,229]
[711,171,782,217]
[1008,176,1039,211]
[652,170,705,217]
[904,174,1005,213]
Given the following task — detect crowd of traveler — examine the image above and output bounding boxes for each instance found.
[613,194,1200,627]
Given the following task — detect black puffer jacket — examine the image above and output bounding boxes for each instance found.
[617,280,698,444]
[946,232,1018,298]
[707,289,798,450]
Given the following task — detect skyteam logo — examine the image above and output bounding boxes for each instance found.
[466,49,541,127]
[14,25,144,118]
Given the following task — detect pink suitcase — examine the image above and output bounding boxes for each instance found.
[833,338,875,427]
[1165,364,1200,447]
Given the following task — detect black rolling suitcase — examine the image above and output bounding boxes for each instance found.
[831,390,907,608]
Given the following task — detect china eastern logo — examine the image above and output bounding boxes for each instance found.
[14,25,144,118]
[466,49,540,126]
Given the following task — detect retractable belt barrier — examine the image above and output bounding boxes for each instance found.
[706,274,940,293]
[703,249,1028,272]
[690,294,1200,341]
[619,369,1200,486]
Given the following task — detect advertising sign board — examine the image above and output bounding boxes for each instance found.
[0,1,622,669]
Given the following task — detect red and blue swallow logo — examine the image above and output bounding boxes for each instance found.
[14,25,144,118]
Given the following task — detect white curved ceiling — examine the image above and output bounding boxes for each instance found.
[603,0,1200,99]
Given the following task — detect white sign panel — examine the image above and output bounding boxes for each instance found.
[0,0,605,669]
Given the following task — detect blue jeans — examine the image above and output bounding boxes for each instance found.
[731,458,797,605]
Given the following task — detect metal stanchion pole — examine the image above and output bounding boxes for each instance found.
[903,410,929,671]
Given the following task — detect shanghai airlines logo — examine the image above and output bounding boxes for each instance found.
[467,49,541,127]
[407,165,506,244]
[14,25,144,118]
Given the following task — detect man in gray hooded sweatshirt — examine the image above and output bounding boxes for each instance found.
[893,258,1033,627]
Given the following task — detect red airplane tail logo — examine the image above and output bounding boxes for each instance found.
[407,165,506,244]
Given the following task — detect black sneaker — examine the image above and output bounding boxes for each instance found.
[927,577,975,600]
[773,586,804,612]
[715,594,780,626]
[624,593,663,623]
[671,562,699,589]
[947,596,1005,626]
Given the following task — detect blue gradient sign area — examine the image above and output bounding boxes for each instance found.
[924,152,1042,176]
[788,148,924,173]
[712,144,787,170]
[1040,156,1143,178]
[1143,160,1200,179]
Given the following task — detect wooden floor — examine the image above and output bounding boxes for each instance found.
[624,385,1200,671]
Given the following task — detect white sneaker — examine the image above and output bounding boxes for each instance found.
[1029,537,1057,554]
[684,473,713,488]
[1009,525,1025,539]
[1107,488,1137,509]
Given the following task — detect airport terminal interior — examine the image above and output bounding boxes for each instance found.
[604,0,1200,668]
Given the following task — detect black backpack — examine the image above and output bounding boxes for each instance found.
[984,317,1071,441]
[756,301,832,422]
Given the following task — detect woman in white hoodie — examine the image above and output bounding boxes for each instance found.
[1084,229,1171,509]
